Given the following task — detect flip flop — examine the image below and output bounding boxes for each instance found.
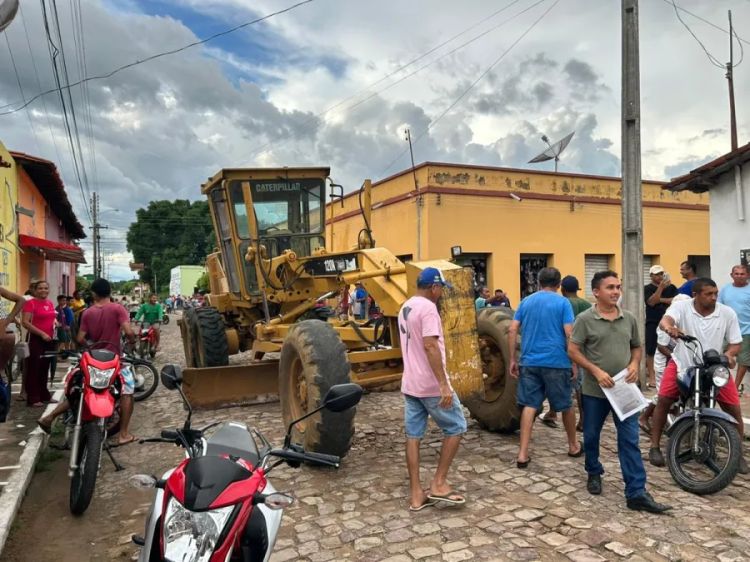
[568,441,584,458]
[427,492,466,505]
[538,415,558,428]
[408,498,437,512]
[111,435,138,448]
[516,457,531,469]
[37,419,52,434]
[639,422,652,436]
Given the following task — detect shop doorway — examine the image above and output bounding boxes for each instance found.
[453,253,490,296]
[520,254,549,299]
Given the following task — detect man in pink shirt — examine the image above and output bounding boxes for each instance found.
[399,267,467,511]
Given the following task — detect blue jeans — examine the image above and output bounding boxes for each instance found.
[403,393,467,439]
[517,366,573,411]
[582,394,646,500]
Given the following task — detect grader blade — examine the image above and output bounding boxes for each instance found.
[182,362,280,410]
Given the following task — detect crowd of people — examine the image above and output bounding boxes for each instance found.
[399,262,749,514]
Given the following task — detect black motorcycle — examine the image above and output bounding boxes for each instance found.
[665,335,741,495]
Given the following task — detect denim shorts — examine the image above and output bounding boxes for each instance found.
[119,364,135,395]
[403,392,467,439]
[517,366,573,411]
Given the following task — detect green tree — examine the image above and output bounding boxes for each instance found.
[196,271,210,293]
[76,276,90,292]
[126,200,215,292]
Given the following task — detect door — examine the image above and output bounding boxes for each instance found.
[453,253,490,296]
[584,254,610,298]
[520,254,549,299]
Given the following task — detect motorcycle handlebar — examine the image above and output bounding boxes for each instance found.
[269,448,340,468]
[161,430,179,440]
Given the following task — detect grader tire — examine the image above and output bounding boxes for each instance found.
[181,308,199,368]
[279,320,355,457]
[192,308,229,368]
[463,307,520,433]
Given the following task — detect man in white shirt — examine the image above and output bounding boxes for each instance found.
[648,278,746,473]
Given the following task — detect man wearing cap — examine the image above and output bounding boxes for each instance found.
[398,267,467,511]
[644,266,678,389]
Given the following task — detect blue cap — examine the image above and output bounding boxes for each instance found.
[417,267,453,289]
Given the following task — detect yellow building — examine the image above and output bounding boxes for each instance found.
[326,162,709,307]
[0,141,19,309]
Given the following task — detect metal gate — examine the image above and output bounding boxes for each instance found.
[584,254,610,298]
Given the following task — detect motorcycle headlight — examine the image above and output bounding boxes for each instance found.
[88,366,116,389]
[163,497,234,562]
[711,365,731,388]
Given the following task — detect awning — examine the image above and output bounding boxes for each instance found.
[19,234,86,264]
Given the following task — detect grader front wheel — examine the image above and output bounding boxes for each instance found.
[279,320,355,457]
[463,307,520,433]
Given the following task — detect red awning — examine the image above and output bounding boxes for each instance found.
[19,234,86,264]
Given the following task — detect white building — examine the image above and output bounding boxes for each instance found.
[664,142,750,283]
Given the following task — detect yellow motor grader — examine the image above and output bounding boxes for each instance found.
[178,167,519,456]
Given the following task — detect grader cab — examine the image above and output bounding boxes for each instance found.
[179,167,520,456]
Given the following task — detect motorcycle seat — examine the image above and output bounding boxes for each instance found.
[205,422,260,466]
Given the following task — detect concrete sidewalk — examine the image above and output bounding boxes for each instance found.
[0,361,66,554]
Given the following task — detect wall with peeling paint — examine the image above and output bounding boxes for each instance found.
[326,163,709,306]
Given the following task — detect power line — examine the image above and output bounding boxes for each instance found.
[0,0,316,116]
[17,1,65,169]
[662,0,750,46]
[381,0,560,176]
[245,0,532,160]
[41,0,92,224]
[669,0,724,69]
[4,33,42,153]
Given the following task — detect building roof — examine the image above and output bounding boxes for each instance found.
[662,142,750,193]
[10,151,87,239]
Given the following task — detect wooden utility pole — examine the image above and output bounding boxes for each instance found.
[621,0,645,363]
[91,192,99,279]
[727,10,738,151]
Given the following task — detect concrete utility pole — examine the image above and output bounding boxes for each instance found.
[90,192,108,279]
[621,0,645,365]
[727,10,738,151]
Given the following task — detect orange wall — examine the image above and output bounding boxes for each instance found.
[17,167,47,290]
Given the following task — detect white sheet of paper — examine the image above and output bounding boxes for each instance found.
[601,368,649,421]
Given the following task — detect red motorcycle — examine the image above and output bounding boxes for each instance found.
[53,343,125,515]
[132,365,363,561]
[137,323,158,360]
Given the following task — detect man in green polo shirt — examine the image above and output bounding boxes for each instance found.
[568,270,671,514]
[135,294,164,351]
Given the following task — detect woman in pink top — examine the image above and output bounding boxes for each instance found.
[21,280,56,406]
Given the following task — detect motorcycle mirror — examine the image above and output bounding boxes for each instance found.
[322,383,363,413]
[160,364,183,390]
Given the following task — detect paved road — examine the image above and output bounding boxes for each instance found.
[5,316,750,561]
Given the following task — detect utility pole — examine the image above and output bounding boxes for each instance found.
[405,128,422,260]
[90,192,108,279]
[727,10,738,151]
[621,0,645,378]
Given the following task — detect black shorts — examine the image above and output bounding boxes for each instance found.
[645,322,658,356]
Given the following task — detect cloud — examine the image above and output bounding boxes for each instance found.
[663,153,720,180]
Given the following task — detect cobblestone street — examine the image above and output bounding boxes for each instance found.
[5,315,750,561]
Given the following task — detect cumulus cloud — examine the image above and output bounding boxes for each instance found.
[1,0,748,278]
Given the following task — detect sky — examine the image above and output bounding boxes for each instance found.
[1,0,749,280]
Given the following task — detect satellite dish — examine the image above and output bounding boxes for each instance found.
[528,131,575,173]
[0,0,19,33]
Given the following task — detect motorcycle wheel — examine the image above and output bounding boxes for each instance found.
[129,359,159,402]
[69,422,104,515]
[162,315,170,325]
[666,416,741,495]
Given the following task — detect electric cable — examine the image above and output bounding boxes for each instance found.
[669,0,724,69]
[0,0,316,116]
[380,0,560,176]
[3,33,42,153]
[660,0,749,47]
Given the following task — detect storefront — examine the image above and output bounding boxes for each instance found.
[326,162,710,306]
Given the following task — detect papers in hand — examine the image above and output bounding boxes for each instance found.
[602,369,649,421]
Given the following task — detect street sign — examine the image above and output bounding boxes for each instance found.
[129,262,145,271]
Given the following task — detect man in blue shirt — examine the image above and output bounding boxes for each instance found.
[719,264,750,390]
[508,267,582,468]
[677,261,698,296]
